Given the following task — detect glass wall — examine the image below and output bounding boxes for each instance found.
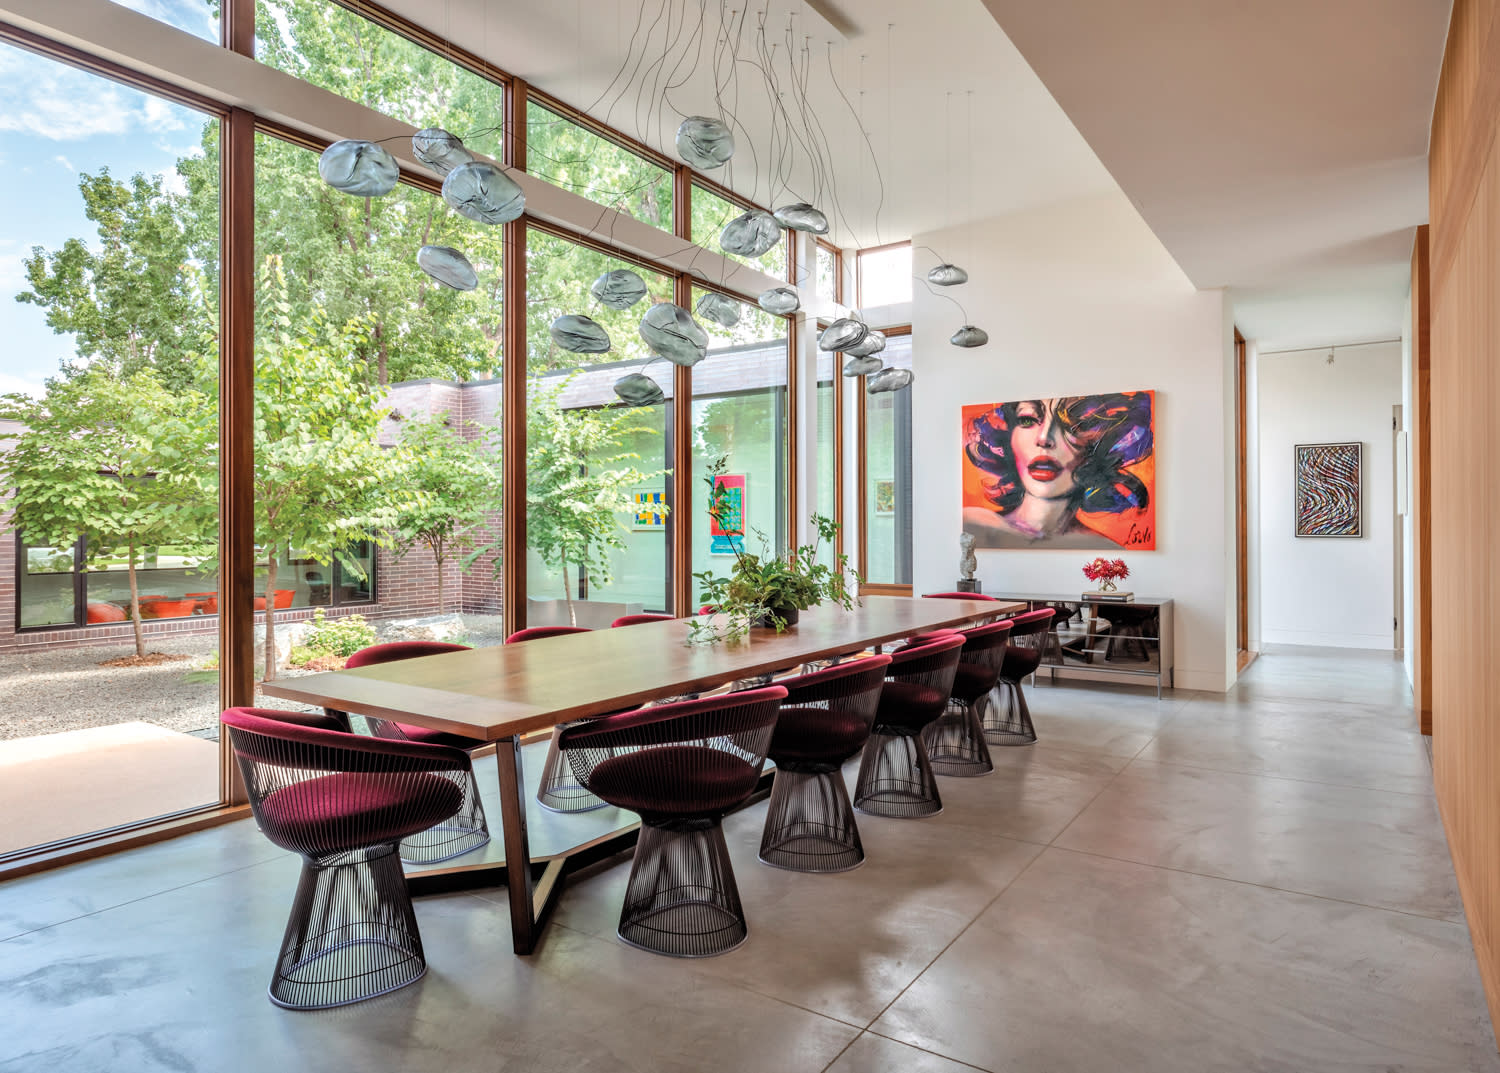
[815,351,838,568]
[0,42,221,853]
[110,0,217,41]
[691,183,789,280]
[863,333,913,586]
[690,287,790,594]
[525,229,674,622]
[816,241,840,302]
[858,243,913,307]
[255,0,507,161]
[526,101,673,232]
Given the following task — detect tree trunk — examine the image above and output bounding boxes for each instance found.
[561,561,575,626]
[263,552,278,682]
[127,537,145,658]
[433,541,445,615]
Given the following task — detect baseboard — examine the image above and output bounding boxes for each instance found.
[1260,628,1397,649]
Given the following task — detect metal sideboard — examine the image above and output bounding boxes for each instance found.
[994,593,1175,696]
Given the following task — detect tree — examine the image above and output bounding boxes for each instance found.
[0,368,213,657]
[16,169,214,393]
[387,412,498,614]
[244,261,411,679]
[520,381,667,625]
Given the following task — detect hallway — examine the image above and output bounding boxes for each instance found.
[1,646,1493,1072]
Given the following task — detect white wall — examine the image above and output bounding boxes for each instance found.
[912,191,1236,692]
[1256,341,1401,648]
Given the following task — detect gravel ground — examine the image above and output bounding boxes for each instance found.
[0,614,512,742]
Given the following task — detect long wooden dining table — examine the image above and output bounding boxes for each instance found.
[260,595,1019,953]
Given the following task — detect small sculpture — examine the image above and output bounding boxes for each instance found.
[959,533,977,581]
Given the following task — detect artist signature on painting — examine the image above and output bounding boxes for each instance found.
[1125,524,1154,547]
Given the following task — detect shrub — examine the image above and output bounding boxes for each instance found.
[300,608,376,659]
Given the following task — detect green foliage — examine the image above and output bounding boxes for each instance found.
[298,608,377,660]
[690,457,859,644]
[0,366,214,655]
[387,411,498,613]
[16,169,214,393]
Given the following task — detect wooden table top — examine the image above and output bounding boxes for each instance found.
[258,596,1020,740]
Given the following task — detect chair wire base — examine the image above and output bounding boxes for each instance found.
[537,729,609,813]
[983,681,1038,746]
[921,699,995,777]
[854,731,944,818]
[399,769,491,864]
[618,821,747,957]
[271,845,427,1010]
[759,767,864,872]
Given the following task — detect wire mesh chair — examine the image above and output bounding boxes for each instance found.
[758,655,891,872]
[337,642,490,865]
[221,707,470,1010]
[921,619,1012,776]
[986,608,1056,745]
[854,634,965,818]
[610,613,676,627]
[499,626,607,813]
[559,686,784,957]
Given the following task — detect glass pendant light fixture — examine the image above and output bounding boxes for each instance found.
[318,140,399,197]
[416,245,478,290]
[550,314,612,353]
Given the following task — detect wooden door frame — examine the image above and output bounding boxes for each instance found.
[1235,328,1251,666]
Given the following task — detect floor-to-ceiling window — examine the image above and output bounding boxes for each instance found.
[0,41,222,853]
[862,331,913,587]
[525,227,674,622]
[689,287,791,592]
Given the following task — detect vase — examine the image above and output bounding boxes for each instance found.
[754,605,800,628]
[1098,579,1117,594]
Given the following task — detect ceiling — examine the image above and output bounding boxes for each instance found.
[979,0,1453,350]
[376,0,1117,255]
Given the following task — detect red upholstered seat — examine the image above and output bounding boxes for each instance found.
[951,662,999,702]
[1003,644,1044,680]
[874,681,949,730]
[588,745,761,817]
[768,705,873,765]
[260,772,462,857]
[611,613,675,628]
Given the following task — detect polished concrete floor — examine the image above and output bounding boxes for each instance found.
[2,645,1495,1072]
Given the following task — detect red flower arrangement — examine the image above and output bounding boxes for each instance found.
[1082,557,1130,592]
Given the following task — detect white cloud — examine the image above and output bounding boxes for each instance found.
[0,370,48,398]
[54,154,74,172]
[0,49,194,142]
[155,167,189,197]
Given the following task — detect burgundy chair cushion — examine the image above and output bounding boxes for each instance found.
[587,745,760,817]
[874,681,948,731]
[1002,644,1044,680]
[259,771,463,856]
[767,705,872,765]
[951,662,1000,702]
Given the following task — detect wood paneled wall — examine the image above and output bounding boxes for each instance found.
[1429,0,1500,1035]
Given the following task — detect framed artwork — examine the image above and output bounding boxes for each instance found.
[873,479,895,515]
[631,489,667,530]
[1294,442,1361,537]
[707,473,746,555]
[961,391,1156,550]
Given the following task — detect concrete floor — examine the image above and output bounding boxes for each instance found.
[1,645,1494,1072]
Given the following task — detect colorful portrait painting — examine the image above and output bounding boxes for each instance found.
[961,391,1156,550]
[1294,442,1361,537]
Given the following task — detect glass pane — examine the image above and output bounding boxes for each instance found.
[19,541,77,628]
[815,353,837,567]
[525,230,674,624]
[690,288,790,593]
[254,133,506,680]
[0,47,220,852]
[864,335,913,585]
[526,102,673,232]
[692,183,788,280]
[109,0,217,41]
[859,244,913,307]
[256,0,507,161]
[816,244,838,301]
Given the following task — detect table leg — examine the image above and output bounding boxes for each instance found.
[494,735,540,955]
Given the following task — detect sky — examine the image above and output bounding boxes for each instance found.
[0,0,216,397]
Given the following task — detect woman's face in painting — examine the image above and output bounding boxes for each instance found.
[1010,399,1083,500]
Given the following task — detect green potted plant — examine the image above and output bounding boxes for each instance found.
[690,457,859,644]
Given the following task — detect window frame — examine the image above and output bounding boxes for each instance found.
[856,324,914,594]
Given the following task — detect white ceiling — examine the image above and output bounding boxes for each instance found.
[978,0,1452,350]
[377,0,1117,255]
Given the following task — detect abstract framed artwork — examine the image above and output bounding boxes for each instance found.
[961,391,1156,549]
[1294,442,1362,537]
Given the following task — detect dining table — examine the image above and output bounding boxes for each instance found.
[259,595,1020,953]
